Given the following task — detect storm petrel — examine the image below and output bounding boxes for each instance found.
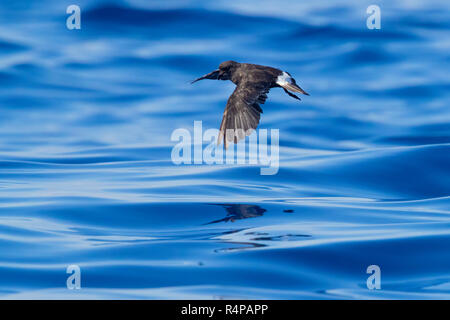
[191,60,309,148]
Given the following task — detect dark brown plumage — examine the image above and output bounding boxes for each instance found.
[192,60,309,148]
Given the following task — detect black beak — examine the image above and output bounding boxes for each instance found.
[191,69,221,84]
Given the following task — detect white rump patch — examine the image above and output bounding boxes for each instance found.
[276,71,292,86]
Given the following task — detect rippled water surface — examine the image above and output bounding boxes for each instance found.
[0,0,449,299]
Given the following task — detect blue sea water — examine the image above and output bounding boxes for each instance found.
[0,0,449,299]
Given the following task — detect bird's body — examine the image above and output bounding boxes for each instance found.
[192,61,309,148]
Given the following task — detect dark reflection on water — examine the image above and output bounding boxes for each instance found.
[205,204,267,224]
[250,234,311,241]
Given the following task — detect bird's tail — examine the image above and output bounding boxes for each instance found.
[281,82,309,96]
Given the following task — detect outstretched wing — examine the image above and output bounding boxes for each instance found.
[218,82,269,148]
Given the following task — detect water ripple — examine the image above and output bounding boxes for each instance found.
[0,0,449,299]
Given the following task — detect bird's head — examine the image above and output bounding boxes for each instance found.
[191,60,238,84]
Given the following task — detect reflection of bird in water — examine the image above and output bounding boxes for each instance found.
[192,60,309,148]
[204,204,266,224]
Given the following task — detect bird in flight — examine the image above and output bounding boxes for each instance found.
[191,60,309,148]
